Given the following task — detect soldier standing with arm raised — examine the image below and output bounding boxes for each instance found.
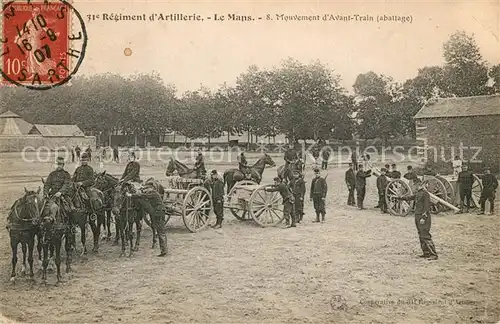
[355,164,372,210]
[310,168,328,223]
[265,177,296,228]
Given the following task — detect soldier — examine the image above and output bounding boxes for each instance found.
[390,164,401,179]
[85,146,92,162]
[126,182,167,257]
[44,156,73,216]
[321,146,330,170]
[355,164,372,210]
[423,163,437,177]
[457,164,474,213]
[478,166,498,215]
[397,178,438,260]
[284,143,299,181]
[238,152,251,179]
[310,168,327,223]
[265,177,295,228]
[119,151,141,184]
[75,145,81,161]
[345,163,356,206]
[194,151,206,178]
[71,147,75,163]
[311,145,320,169]
[452,155,462,179]
[113,146,119,163]
[404,165,419,193]
[291,171,306,223]
[376,168,389,213]
[208,170,225,228]
[72,153,95,209]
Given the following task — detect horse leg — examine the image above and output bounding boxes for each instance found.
[119,219,126,257]
[106,211,112,240]
[27,235,35,279]
[133,218,141,251]
[48,243,55,272]
[55,236,62,283]
[41,242,49,282]
[36,232,42,262]
[20,242,27,276]
[10,237,18,282]
[113,218,120,246]
[127,220,134,257]
[93,212,103,252]
[151,224,157,249]
[65,230,73,273]
[80,218,87,256]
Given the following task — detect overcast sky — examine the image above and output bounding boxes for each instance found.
[76,1,499,94]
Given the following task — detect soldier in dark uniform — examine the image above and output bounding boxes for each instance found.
[355,164,372,210]
[44,156,73,215]
[390,164,401,179]
[404,165,419,193]
[376,168,389,213]
[291,171,306,223]
[238,152,251,179]
[265,177,295,228]
[194,151,206,178]
[113,146,119,163]
[351,151,358,171]
[310,168,328,223]
[321,147,330,170]
[345,163,356,206]
[75,145,81,161]
[120,152,141,183]
[209,170,225,228]
[457,164,474,213]
[422,163,437,177]
[127,182,167,256]
[478,166,498,215]
[85,146,92,162]
[397,178,438,260]
[72,153,95,209]
[284,143,299,181]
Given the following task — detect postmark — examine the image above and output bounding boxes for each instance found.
[1,0,87,90]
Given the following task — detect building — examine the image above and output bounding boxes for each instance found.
[414,94,500,172]
[0,111,95,152]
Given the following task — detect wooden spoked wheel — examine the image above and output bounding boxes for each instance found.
[385,179,414,217]
[228,180,257,220]
[435,175,455,206]
[471,175,483,208]
[182,186,212,233]
[422,177,447,214]
[248,185,285,227]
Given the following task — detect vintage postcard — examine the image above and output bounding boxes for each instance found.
[0,0,499,323]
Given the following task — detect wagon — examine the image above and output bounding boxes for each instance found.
[160,176,213,232]
[225,180,285,227]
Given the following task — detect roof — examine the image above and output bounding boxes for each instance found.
[0,111,33,135]
[414,94,500,119]
[29,124,85,137]
[0,110,21,118]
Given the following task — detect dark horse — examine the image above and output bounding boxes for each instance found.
[142,177,165,249]
[70,182,105,254]
[7,187,41,283]
[165,157,200,178]
[223,153,276,194]
[277,159,305,184]
[39,195,73,283]
[94,171,119,243]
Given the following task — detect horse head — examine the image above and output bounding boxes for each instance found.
[165,158,193,177]
[111,182,135,215]
[165,158,177,176]
[262,153,276,167]
[11,187,42,227]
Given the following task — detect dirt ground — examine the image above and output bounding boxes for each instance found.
[0,152,499,324]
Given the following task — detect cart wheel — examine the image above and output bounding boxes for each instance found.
[248,185,285,227]
[385,179,414,216]
[422,177,447,214]
[228,180,257,220]
[435,175,455,206]
[471,174,483,208]
[182,186,212,232]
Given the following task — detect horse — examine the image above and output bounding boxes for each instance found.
[277,159,305,184]
[7,188,42,283]
[223,153,276,194]
[94,171,119,242]
[111,182,143,257]
[70,182,105,254]
[142,177,165,249]
[39,195,73,283]
[165,157,200,178]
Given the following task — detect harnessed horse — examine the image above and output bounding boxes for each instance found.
[223,154,276,194]
[277,159,305,184]
[165,158,201,179]
[7,188,41,283]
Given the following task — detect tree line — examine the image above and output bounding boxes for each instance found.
[1,31,499,145]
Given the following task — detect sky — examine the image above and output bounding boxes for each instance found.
[73,0,499,94]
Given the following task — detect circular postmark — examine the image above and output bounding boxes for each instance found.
[1,0,87,90]
[330,295,348,311]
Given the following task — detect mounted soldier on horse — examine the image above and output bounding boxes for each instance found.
[223,153,276,193]
[278,142,304,184]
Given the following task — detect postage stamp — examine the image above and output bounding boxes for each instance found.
[1,0,87,90]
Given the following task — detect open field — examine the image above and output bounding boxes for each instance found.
[0,152,499,323]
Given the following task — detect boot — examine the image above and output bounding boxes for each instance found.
[491,201,495,214]
[321,212,325,223]
[158,239,167,257]
[312,212,320,223]
[210,218,222,229]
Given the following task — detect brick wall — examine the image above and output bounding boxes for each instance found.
[0,135,96,152]
[416,115,500,173]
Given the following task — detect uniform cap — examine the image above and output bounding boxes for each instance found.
[211,170,218,175]
[56,157,65,164]
[313,168,320,173]
[81,153,89,160]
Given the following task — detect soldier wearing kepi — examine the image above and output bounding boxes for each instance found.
[127,182,167,256]
[209,170,225,228]
[457,164,474,213]
[345,163,356,206]
[310,168,327,223]
[44,156,73,216]
[355,164,371,210]
[376,168,389,213]
[265,177,295,227]
[72,152,95,209]
[478,166,498,215]
[291,171,306,223]
[397,178,438,260]
[238,152,251,179]
[120,151,141,184]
